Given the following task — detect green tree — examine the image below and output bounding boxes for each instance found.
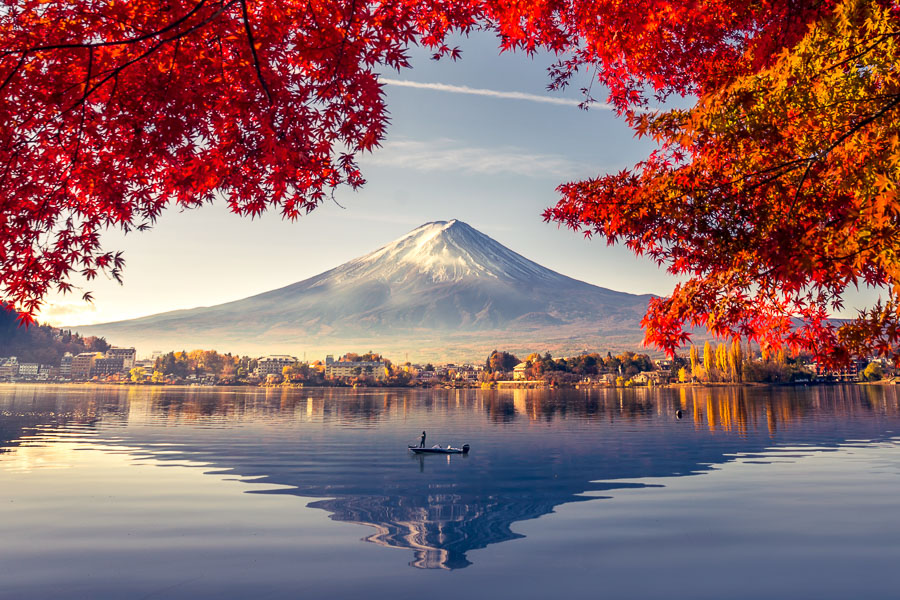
[864,362,884,381]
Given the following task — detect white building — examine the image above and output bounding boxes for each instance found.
[326,361,388,380]
[0,357,19,379]
[513,362,528,381]
[17,363,39,378]
[257,355,298,376]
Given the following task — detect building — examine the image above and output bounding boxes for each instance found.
[326,360,388,380]
[654,358,674,370]
[92,356,124,377]
[106,347,136,370]
[134,358,155,370]
[38,365,59,381]
[455,368,479,381]
[633,370,670,385]
[257,355,298,377]
[70,352,99,380]
[60,353,73,378]
[513,362,528,381]
[0,357,18,379]
[17,363,39,379]
[815,359,866,381]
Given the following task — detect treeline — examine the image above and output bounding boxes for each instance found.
[147,350,405,386]
[682,341,814,383]
[150,350,257,381]
[483,345,820,385]
[340,352,385,363]
[0,305,110,364]
[485,350,656,380]
[686,340,744,383]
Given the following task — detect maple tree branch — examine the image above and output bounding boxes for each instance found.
[822,33,900,73]
[240,0,272,103]
[0,53,26,94]
[666,92,900,220]
[785,92,900,220]
[72,46,94,167]
[60,0,241,118]
[1,0,211,57]
[161,38,182,98]
[329,0,359,86]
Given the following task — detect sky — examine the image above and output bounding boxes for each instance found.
[37,30,879,327]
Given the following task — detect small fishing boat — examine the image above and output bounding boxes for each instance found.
[408,443,470,455]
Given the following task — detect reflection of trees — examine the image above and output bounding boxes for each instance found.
[5,384,900,431]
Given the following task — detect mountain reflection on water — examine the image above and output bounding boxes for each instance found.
[2,384,900,570]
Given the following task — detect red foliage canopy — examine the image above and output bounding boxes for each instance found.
[9,0,889,364]
[545,0,900,363]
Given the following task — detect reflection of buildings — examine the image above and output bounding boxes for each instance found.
[3,384,900,570]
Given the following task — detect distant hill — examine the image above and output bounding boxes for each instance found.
[1,306,109,363]
[74,220,656,360]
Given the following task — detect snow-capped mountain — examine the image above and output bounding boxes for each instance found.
[75,220,654,359]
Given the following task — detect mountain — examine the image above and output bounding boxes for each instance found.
[73,220,655,360]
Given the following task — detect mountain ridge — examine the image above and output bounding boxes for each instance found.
[74,220,655,360]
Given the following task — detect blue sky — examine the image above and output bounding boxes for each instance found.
[37,31,877,327]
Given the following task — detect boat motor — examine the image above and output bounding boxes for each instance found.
[462,444,470,454]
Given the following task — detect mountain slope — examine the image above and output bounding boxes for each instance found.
[74,220,654,358]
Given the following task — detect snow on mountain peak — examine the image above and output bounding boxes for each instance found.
[344,220,558,284]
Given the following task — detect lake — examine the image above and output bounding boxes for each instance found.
[1,384,899,599]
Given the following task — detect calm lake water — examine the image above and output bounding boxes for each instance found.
[1,384,899,599]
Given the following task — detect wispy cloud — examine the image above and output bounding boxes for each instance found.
[381,78,613,110]
[364,138,596,178]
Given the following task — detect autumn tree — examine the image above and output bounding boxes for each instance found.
[129,366,146,383]
[545,0,900,364]
[689,345,700,378]
[1,0,490,320]
[715,343,728,380]
[702,341,713,380]
[486,350,519,373]
[863,361,883,381]
[730,339,743,383]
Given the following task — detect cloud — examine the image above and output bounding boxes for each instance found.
[364,138,595,178]
[37,302,97,326]
[381,78,614,110]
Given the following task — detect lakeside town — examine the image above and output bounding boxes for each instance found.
[0,342,893,387]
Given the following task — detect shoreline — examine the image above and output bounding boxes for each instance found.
[1,379,890,390]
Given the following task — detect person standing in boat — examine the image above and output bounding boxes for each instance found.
[419,431,426,448]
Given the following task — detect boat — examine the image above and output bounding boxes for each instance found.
[408,443,470,455]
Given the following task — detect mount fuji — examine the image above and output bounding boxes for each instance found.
[74,220,655,359]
